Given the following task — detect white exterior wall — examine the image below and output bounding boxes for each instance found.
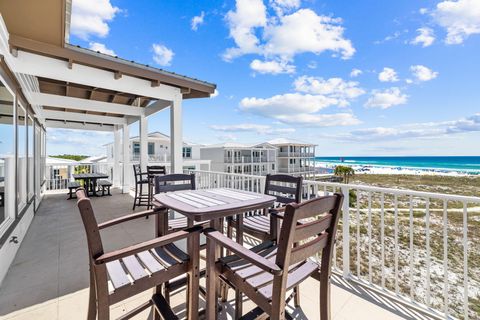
[200,146,277,176]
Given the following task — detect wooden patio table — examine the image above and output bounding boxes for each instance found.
[153,188,276,318]
[72,172,109,197]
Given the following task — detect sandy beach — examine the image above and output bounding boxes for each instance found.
[315,161,479,177]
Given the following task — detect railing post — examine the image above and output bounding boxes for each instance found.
[341,185,350,279]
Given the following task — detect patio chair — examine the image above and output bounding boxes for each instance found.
[204,193,344,320]
[147,165,166,209]
[76,188,202,320]
[152,173,206,232]
[132,164,149,210]
[226,174,303,243]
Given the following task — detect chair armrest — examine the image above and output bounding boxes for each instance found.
[98,208,166,230]
[95,226,202,264]
[204,228,282,276]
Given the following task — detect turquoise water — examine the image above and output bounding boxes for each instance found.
[315,156,480,174]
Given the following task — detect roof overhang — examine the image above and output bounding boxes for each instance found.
[0,1,216,131]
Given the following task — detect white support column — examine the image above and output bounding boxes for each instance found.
[139,114,148,172]
[122,123,130,193]
[170,95,183,173]
[113,126,121,187]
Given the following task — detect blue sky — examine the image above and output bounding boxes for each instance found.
[46,0,480,156]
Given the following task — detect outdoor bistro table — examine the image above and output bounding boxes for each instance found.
[72,172,109,197]
[153,188,276,319]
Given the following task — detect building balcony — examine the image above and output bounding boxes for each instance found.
[1,169,478,319]
[278,166,316,173]
[0,189,452,320]
[224,156,274,163]
[278,152,315,158]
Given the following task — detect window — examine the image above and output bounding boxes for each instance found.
[133,142,140,154]
[0,78,14,228]
[183,147,192,158]
[27,115,34,201]
[272,164,275,170]
[17,104,27,211]
[148,142,155,155]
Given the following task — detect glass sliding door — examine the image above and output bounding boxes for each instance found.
[0,78,15,230]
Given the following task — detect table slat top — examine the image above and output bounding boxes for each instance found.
[153,188,276,222]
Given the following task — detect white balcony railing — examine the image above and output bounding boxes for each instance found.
[278,152,315,157]
[45,162,115,191]
[187,170,480,320]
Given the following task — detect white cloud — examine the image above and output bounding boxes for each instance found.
[410,65,439,82]
[270,0,301,15]
[350,68,362,77]
[365,87,408,109]
[210,123,296,134]
[419,8,429,15]
[307,61,317,69]
[333,113,480,142]
[152,44,174,66]
[241,93,337,117]
[293,76,365,106]
[275,113,361,127]
[224,1,355,72]
[88,42,116,56]
[263,9,355,60]
[191,11,205,31]
[223,0,267,61]
[239,75,363,127]
[250,59,295,74]
[70,0,120,40]
[411,27,436,47]
[378,67,399,82]
[210,89,219,98]
[47,128,113,155]
[433,0,480,44]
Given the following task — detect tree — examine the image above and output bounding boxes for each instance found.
[334,165,355,184]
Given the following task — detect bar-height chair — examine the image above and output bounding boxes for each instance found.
[132,164,149,210]
[152,173,203,232]
[76,188,202,320]
[227,174,303,243]
[147,165,167,209]
[205,194,343,320]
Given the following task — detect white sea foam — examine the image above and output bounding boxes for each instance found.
[315,162,478,176]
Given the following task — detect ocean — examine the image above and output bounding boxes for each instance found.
[315,156,480,175]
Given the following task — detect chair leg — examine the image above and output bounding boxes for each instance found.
[87,269,97,320]
[132,183,137,210]
[235,288,243,319]
[96,296,109,320]
[294,286,301,308]
[319,276,331,320]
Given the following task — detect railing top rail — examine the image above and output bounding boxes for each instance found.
[189,170,480,203]
[306,179,480,203]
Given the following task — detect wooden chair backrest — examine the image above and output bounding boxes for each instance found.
[133,164,142,184]
[154,173,196,194]
[147,165,166,177]
[264,174,303,205]
[275,193,343,279]
[76,188,104,261]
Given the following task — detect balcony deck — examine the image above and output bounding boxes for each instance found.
[0,191,437,320]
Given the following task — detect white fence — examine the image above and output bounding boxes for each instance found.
[188,170,480,320]
[45,162,114,191]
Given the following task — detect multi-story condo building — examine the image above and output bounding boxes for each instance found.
[200,143,277,175]
[267,138,317,178]
[105,132,211,172]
